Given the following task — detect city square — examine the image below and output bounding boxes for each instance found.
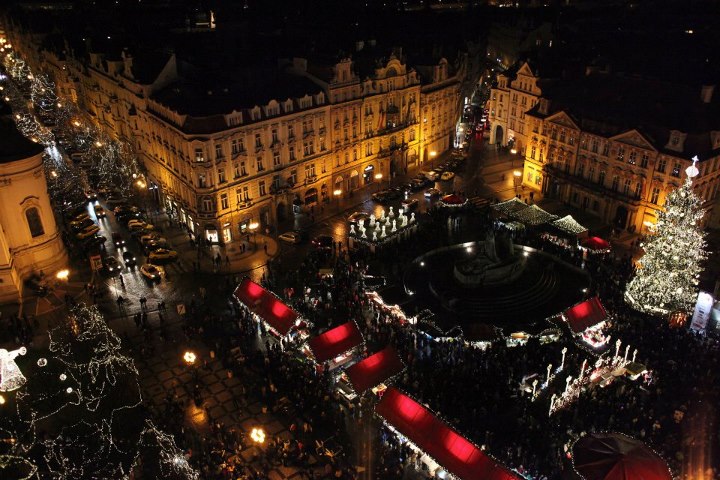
[0,1,718,479]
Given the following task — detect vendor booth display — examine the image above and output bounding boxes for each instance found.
[570,433,672,480]
[345,346,405,395]
[348,206,418,250]
[376,388,521,480]
[306,321,364,370]
[491,197,528,218]
[562,297,610,349]
[580,236,611,253]
[510,204,558,227]
[234,278,301,338]
[438,193,468,208]
[550,215,588,238]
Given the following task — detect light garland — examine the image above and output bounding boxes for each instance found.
[625,159,707,315]
[130,420,199,479]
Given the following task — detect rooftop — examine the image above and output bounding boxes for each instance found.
[0,116,45,164]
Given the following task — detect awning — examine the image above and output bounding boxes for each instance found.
[571,432,672,480]
[581,236,610,251]
[563,296,607,333]
[510,204,558,226]
[346,346,405,394]
[233,278,297,336]
[550,215,588,237]
[308,321,364,363]
[490,197,528,217]
[376,388,520,480]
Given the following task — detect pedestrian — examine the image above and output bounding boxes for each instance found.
[225,255,230,265]
[119,274,125,287]
[263,242,268,254]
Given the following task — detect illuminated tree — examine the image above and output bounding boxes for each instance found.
[625,158,708,315]
[130,421,200,480]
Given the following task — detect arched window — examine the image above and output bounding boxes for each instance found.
[26,207,44,238]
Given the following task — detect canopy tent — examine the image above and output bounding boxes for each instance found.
[308,321,364,363]
[345,346,405,394]
[563,296,608,334]
[233,278,298,336]
[571,433,672,480]
[438,194,468,207]
[581,236,611,251]
[551,215,588,238]
[491,197,529,217]
[376,388,520,480]
[511,204,558,226]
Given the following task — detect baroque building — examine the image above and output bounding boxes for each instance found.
[488,61,720,233]
[0,103,68,303]
[4,21,461,243]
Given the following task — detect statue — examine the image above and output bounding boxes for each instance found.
[410,212,416,223]
[381,226,387,238]
[375,221,381,232]
[391,219,397,232]
[372,231,378,241]
[399,208,404,217]
[350,224,356,235]
[401,215,408,227]
[369,215,376,227]
[0,346,28,392]
[380,209,386,221]
[389,206,395,218]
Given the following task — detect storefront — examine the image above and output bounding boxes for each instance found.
[363,165,375,185]
[350,170,360,190]
[205,225,219,243]
[222,222,232,243]
[304,188,318,206]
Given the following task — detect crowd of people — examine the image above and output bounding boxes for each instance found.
[115,201,720,480]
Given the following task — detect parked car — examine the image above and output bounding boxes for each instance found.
[82,234,107,249]
[85,190,98,201]
[347,211,370,224]
[311,235,334,250]
[424,188,441,199]
[440,171,456,181]
[75,225,100,240]
[111,232,125,247]
[279,231,302,244]
[70,217,94,231]
[148,248,178,263]
[401,198,419,210]
[94,205,106,218]
[103,256,121,273]
[371,190,390,203]
[421,170,439,181]
[122,250,137,267]
[140,263,164,281]
[127,219,149,231]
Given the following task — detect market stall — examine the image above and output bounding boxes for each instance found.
[233,278,305,342]
[562,297,610,350]
[305,321,364,371]
[438,193,468,208]
[490,197,529,219]
[348,206,418,252]
[345,346,405,395]
[550,215,589,239]
[580,236,611,253]
[375,387,521,480]
[570,432,672,480]
[510,204,558,227]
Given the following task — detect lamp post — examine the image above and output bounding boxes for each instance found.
[374,173,383,192]
[429,150,437,169]
[248,221,259,251]
[513,169,522,195]
[333,188,342,213]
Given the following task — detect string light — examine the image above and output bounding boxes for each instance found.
[625,159,707,315]
[130,421,199,479]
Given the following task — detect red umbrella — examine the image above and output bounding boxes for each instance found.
[571,433,672,480]
[581,236,610,251]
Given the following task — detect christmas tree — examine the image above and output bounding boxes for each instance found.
[625,157,708,315]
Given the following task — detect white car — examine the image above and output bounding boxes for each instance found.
[140,263,164,281]
[440,171,455,182]
[278,231,302,244]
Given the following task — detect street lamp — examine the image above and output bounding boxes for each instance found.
[55,269,70,281]
[183,351,197,365]
[513,169,522,195]
[333,188,342,213]
[430,150,437,167]
[248,221,259,251]
[250,427,266,444]
[374,173,383,192]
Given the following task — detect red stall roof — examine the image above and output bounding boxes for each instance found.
[233,278,297,336]
[564,296,607,333]
[308,321,363,363]
[572,433,672,480]
[376,388,520,480]
[346,346,405,393]
[582,236,610,251]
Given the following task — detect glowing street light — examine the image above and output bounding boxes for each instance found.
[183,351,197,365]
[250,427,266,444]
[72,120,81,127]
[55,269,70,281]
[95,141,102,148]
[50,170,58,178]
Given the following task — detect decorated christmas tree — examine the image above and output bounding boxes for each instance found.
[625,157,708,315]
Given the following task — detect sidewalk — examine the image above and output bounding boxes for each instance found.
[154,210,279,276]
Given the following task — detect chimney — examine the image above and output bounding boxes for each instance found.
[538,98,550,115]
[701,85,714,104]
